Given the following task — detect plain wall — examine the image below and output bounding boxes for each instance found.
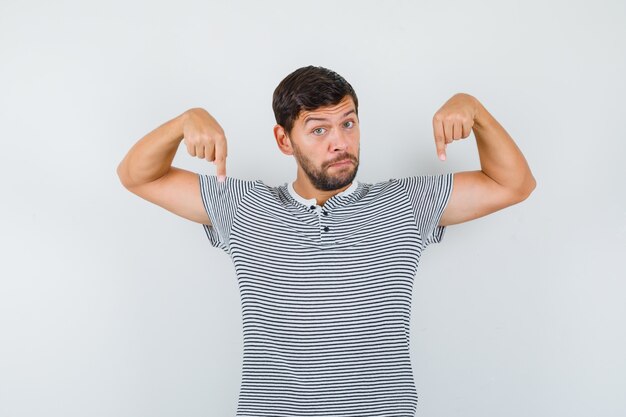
[1,0,624,416]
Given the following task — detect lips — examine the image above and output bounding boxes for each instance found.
[330,159,352,167]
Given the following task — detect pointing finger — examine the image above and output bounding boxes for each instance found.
[432,116,446,161]
[214,137,228,182]
[215,159,226,183]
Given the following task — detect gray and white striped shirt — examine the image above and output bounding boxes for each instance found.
[199,172,454,417]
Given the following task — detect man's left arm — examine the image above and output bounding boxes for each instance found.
[433,93,537,226]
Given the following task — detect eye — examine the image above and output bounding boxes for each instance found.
[312,127,326,136]
[343,120,355,128]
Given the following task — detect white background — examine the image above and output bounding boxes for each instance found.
[1,1,625,416]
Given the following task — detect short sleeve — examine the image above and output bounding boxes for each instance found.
[396,172,454,249]
[198,174,259,253]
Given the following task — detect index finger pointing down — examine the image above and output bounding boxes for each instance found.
[214,138,227,182]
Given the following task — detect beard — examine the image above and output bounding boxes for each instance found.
[291,142,360,192]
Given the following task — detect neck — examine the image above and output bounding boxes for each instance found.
[292,173,353,207]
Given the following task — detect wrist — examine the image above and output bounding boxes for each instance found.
[471,97,490,130]
[180,108,197,125]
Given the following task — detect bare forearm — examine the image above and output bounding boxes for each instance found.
[472,98,536,195]
[117,111,187,188]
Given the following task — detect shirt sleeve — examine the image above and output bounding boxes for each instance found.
[198,174,259,254]
[395,172,454,250]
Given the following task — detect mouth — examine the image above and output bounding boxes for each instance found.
[329,159,353,167]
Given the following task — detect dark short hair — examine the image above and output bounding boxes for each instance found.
[272,65,359,136]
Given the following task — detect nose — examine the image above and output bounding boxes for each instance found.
[329,127,349,152]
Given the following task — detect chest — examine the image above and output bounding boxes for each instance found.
[228,197,426,274]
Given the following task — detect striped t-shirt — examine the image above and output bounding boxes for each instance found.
[199,173,454,417]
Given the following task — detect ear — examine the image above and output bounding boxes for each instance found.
[273,124,294,156]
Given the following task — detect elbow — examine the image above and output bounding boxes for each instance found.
[116,161,132,189]
[515,173,537,202]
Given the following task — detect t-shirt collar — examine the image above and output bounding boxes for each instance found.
[288,180,360,207]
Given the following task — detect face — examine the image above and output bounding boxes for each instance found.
[283,95,360,191]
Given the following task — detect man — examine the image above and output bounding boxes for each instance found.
[117,66,535,416]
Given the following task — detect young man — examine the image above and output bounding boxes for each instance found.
[117,66,535,416]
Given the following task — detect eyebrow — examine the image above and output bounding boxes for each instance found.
[303,109,357,126]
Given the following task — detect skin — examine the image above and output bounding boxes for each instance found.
[273,96,361,206]
[433,93,536,226]
[118,91,536,229]
[273,92,537,225]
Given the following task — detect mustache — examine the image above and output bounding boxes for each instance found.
[326,154,357,167]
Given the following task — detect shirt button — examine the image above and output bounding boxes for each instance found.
[323,226,330,232]
[309,205,316,210]
[322,210,328,216]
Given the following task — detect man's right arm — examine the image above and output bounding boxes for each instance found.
[116,108,228,225]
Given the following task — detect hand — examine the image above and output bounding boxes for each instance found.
[182,108,228,181]
[432,93,478,161]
